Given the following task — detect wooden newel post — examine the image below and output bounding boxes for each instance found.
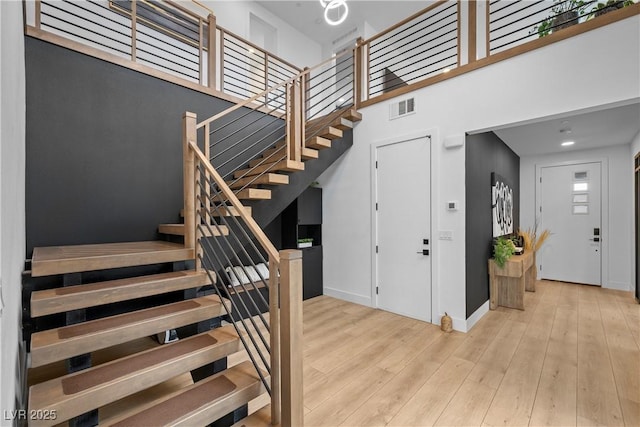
[269,257,281,425]
[354,37,363,109]
[287,81,302,162]
[280,249,303,427]
[183,112,197,253]
[207,14,217,90]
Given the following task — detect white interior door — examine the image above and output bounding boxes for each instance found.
[539,162,602,285]
[375,137,431,321]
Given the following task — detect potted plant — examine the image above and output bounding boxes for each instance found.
[297,238,313,248]
[588,0,634,19]
[535,0,587,37]
[493,235,516,268]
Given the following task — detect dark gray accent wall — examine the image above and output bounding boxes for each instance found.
[465,131,519,318]
[25,37,288,257]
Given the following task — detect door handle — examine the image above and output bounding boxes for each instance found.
[589,237,600,242]
[416,250,430,255]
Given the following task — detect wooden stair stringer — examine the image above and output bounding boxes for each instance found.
[28,327,242,427]
[30,295,224,368]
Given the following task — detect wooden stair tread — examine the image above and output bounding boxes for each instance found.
[159,223,229,237]
[307,136,332,150]
[264,143,318,161]
[30,270,213,317]
[302,147,320,160]
[28,327,241,427]
[31,241,194,277]
[319,126,343,140]
[105,361,266,427]
[343,108,362,122]
[30,295,223,368]
[234,160,304,179]
[228,173,289,190]
[330,117,354,131]
[212,188,271,202]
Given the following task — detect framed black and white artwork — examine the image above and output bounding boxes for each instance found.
[491,172,513,237]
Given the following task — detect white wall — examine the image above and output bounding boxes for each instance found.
[318,15,640,331]
[1,0,27,419]
[204,1,322,68]
[632,130,640,156]
[520,145,633,291]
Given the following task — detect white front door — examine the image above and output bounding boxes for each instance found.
[538,162,602,285]
[375,137,431,322]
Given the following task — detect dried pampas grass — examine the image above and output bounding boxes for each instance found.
[519,220,551,252]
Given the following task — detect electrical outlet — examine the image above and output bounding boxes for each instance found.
[439,230,453,241]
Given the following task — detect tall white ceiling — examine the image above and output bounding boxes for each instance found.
[255,0,431,45]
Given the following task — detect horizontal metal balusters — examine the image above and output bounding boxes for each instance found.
[37,0,206,82]
[194,166,277,393]
[363,0,458,100]
[303,50,354,141]
[489,0,600,54]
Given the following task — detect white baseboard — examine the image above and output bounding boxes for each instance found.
[604,281,631,291]
[465,300,490,332]
[323,287,372,307]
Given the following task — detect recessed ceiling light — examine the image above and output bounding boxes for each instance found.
[561,141,575,147]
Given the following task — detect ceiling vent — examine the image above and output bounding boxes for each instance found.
[389,97,415,120]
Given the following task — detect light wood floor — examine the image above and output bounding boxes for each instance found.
[238,280,640,426]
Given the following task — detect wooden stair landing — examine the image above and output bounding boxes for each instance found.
[30,295,223,368]
[31,241,194,277]
[28,327,241,427]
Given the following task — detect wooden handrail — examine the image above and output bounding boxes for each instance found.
[187,141,280,262]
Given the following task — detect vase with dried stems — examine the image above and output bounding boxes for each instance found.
[518,221,551,281]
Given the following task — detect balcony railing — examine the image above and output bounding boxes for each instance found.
[24,0,639,110]
[24,0,301,103]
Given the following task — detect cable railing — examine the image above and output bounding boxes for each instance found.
[305,48,355,141]
[24,0,302,103]
[359,0,459,102]
[181,43,361,423]
[183,111,303,426]
[218,27,300,102]
[488,0,624,54]
[24,0,638,111]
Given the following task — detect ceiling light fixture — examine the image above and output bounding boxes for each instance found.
[561,141,575,147]
[321,0,348,26]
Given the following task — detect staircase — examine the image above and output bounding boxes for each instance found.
[25,242,266,426]
[24,87,361,425]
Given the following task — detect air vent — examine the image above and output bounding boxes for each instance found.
[389,97,415,120]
